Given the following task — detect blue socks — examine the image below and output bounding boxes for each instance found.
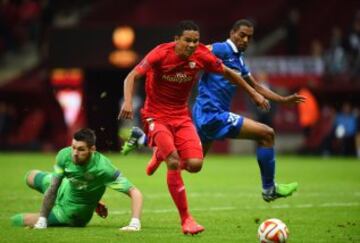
[256,147,275,190]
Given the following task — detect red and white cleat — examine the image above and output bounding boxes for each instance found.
[181,216,205,235]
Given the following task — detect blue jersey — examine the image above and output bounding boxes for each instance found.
[192,39,250,142]
[194,39,250,112]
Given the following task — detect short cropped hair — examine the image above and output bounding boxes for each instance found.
[175,20,199,37]
[74,128,96,147]
[231,19,254,32]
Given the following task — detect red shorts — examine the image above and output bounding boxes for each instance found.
[142,116,203,161]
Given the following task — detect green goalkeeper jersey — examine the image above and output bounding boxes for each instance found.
[52,147,133,225]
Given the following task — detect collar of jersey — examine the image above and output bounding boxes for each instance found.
[226,39,239,53]
[86,152,96,168]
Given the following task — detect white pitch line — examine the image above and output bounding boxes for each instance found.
[5,191,360,201]
[110,202,360,215]
[0,202,358,219]
[295,204,313,208]
[111,206,237,215]
[320,202,360,207]
[141,192,360,199]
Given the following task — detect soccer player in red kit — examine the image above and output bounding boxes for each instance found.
[118,20,269,235]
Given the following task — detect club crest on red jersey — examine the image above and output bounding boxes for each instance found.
[189,61,196,69]
[149,122,155,131]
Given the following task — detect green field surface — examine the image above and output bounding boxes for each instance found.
[0,153,359,242]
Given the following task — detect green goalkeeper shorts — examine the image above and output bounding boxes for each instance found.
[33,172,82,226]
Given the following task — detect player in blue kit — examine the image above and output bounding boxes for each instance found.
[192,19,305,201]
[122,19,305,202]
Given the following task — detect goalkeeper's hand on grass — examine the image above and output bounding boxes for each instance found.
[95,201,108,218]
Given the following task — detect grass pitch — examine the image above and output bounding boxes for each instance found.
[0,153,359,242]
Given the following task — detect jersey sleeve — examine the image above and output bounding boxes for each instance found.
[211,42,226,59]
[53,149,66,178]
[101,159,119,184]
[101,158,134,193]
[198,43,224,73]
[201,50,224,74]
[97,155,134,193]
[106,171,134,194]
[102,162,134,194]
[239,56,251,77]
[135,45,163,75]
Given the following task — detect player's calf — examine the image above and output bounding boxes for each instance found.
[11,213,40,227]
[25,170,41,189]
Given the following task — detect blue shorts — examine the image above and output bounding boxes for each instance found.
[192,103,244,143]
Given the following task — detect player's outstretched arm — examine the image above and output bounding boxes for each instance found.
[245,75,306,105]
[222,65,270,111]
[120,187,143,231]
[118,69,143,120]
[281,93,306,104]
[34,176,63,229]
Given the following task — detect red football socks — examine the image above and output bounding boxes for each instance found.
[167,170,190,223]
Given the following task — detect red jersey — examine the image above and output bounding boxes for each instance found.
[135,42,223,119]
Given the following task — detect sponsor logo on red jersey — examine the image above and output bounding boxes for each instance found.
[162,72,193,83]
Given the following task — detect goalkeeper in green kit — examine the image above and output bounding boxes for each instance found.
[11,128,143,231]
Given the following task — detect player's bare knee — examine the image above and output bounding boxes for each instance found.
[166,153,181,170]
[264,126,275,146]
[186,159,203,173]
[167,159,180,169]
[259,125,275,146]
[130,187,143,199]
[25,170,40,188]
[133,187,143,197]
